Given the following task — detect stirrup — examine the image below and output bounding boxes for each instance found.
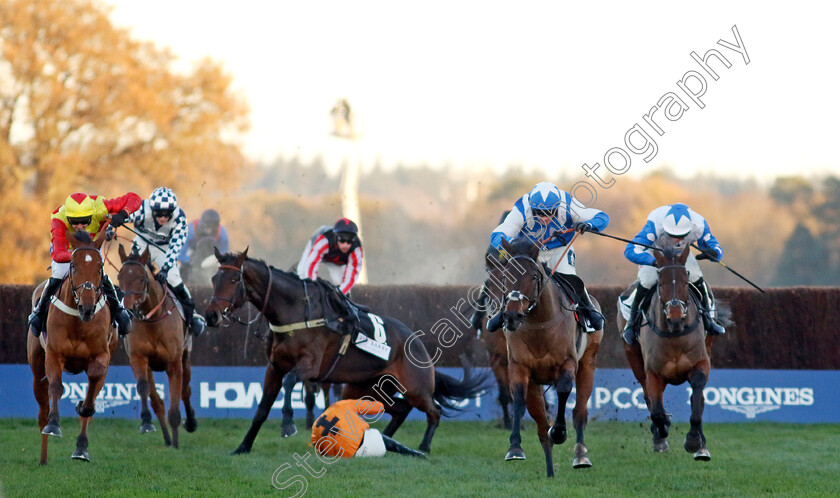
[703,314,725,336]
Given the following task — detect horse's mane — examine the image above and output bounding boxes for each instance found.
[73,230,93,245]
[508,236,538,256]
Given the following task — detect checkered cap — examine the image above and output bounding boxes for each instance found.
[149,187,178,211]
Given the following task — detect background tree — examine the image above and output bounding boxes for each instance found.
[0,0,249,282]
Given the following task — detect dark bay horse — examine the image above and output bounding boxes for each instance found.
[117,245,197,448]
[617,245,715,459]
[499,238,602,477]
[204,248,487,454]
[27,229,119,464]
[278,373,340,437]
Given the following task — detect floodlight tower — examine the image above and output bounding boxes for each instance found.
[330,98,368,283]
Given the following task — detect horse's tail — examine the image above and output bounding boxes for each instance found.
[433,367,492,416]
[715,299,734,328]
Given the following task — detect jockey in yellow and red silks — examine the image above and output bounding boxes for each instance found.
[28,192,142,338]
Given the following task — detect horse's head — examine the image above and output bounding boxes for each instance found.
[67,229,107,322]
[500,237,544,332]
[653,244,691,333]
[117,245,152,314]
[205,246,249,327]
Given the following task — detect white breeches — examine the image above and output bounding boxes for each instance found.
[637,253,703,288]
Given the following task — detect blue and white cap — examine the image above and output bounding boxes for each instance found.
[528,182,562,213]
[662,203,692,237]
[149,187,178,212]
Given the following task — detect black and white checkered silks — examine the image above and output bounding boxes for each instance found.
[149,187,178,211]
[128,200,189,287]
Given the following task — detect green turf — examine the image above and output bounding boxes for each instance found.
[0,417,837,497]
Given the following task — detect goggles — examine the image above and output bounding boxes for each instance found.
[153,209,174,219]
[532,208,557,218]
[67,216,92,226]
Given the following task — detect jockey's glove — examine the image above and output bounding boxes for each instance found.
[110,210,129,228]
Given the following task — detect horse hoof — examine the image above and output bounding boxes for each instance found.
[75,401,95,418]
[139,423,156,434]
[548,426,567,445]
[71,450,90,462]
[231,446,251,456]
[693,448,711,461]
[281,425,298,438]
[573,456,592,469]
[184,418,198,433]
[505,448,526,461]
[42,425,62,437]
[653,440,669,453]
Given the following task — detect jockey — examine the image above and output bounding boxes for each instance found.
[621,203,726,345]
[178,208,229,279]
[127,187,205,336]
[487,182,609,332]
[28,192,142,337]
[311,399,425,459]
[296,218,364,296]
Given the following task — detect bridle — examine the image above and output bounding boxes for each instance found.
[657,263,689,318]
[503,255,544,315]
[69,247,104,306]
[210,262,271,326]
[119,259,170,321]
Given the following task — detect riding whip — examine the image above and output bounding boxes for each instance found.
[584,230,662,252]
[690,243,766,293]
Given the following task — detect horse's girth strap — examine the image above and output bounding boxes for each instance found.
[269,318,327,335]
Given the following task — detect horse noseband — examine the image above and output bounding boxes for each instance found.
[664,298,687,316]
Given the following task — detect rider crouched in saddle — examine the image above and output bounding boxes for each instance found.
[296,218,364,332]
[621,203,726,346]
[29,192,141,338]
[486,182,609,333]
[126,187,205,336]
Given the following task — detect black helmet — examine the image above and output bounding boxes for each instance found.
[200,209,221,227]
[333,218,358,235]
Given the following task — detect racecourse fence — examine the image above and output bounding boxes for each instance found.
[2,285,839,369]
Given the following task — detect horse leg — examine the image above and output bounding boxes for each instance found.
[645,374,670,453]
[181,350,198,433]
[280,372,298,438]
[304,381,317,430]
[166,358,184,449]
[130,356,158,435]
[233,363,288,455]
[147,370,172,446]
[72,352,109,461]
[405,392,440,454]
[684,366,711,460]
[549,367,575,448]
[492,355,512,429]
[524,383,553,477]
[505,363,530,462]
[30,347,50,465]
[42,350,66,438]
[623,342,650,408]
[571,346,598,469]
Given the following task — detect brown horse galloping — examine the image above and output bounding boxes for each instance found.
[617,245,715,460]
[117,246,198,448]
[204,249,487,455]
[27,229,119,465]
[498,238,602,477]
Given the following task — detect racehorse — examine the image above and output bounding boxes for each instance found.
[498,237,602,477]
[204,248,487,455]
[117,245,198,448]
[27,229,119,464]
[617,244,716,460]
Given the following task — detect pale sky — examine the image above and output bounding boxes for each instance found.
[106,1,840,181]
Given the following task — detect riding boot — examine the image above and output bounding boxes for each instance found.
[622,283,652,345]
[694,278,725,335]
[28,277,63,337]
[382,434,426,458]
[563,274,605,332]
[172,283,206,337]
[469,283,489,332]
[485,311,502,332]
[103,275,133,337]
